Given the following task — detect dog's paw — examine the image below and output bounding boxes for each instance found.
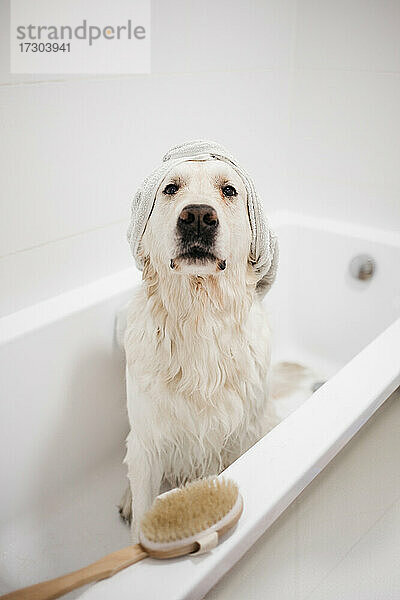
[118,486,132,525]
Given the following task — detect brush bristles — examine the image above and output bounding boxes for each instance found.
[140,477,239,544]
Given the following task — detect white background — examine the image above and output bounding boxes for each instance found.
[0,0,400,316]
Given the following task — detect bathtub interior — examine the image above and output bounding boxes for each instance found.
[0,291,133,598]
[267,217,400,380]
[0,215,399,597]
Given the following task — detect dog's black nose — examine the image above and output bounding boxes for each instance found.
[177,204,219,235]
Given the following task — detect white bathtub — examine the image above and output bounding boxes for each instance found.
[0,211,399,599]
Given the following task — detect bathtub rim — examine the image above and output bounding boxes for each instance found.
[0,267,140,347]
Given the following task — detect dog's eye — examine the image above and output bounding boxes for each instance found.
[163,183,179,195]
[221,185,237,197]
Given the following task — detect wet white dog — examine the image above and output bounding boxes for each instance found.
[119,156,280,539]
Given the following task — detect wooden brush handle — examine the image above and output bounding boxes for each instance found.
[1,545,148,600]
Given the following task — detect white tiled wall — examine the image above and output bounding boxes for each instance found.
[286,0,400,228]
[1,0,399,316]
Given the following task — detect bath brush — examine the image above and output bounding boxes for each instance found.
[1,477,243,600]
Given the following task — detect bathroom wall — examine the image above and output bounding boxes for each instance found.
[285,0,400,230]
[0,0,399,317]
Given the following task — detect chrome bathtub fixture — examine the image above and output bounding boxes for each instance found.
[349,255,376,281]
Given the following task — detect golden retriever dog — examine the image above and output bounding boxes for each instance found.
[119,145,280,539]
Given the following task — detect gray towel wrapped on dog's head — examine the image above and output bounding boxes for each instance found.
[127,140,278,298]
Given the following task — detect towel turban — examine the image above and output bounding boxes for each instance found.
[127,140,278,298]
